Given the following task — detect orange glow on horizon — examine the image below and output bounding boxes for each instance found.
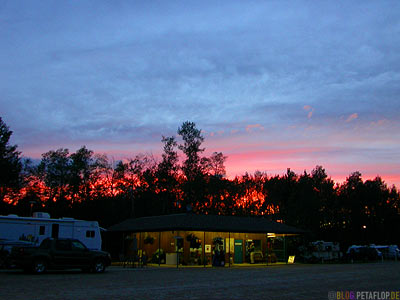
[18,143,399,205]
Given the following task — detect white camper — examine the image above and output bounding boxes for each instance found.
[309,241,342,261]
[0,212,102,250]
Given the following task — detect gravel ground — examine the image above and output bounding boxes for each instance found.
[0,262,399,300]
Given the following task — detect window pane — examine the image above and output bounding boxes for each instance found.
[39,226,45,235]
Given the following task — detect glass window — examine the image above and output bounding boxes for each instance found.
[86,230,95,238]
[71,240,86,250]
[39,226,45,235]
[39,239,52,249]
[56,240,71,251]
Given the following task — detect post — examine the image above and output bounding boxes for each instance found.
[158,231,161,266]
[266,233,268,266]
[176,232,179,269]
[229,232,231,267]
[139,232,142,267]
[122,233,125,262]
[203,231,206,268]
[284,235,287,264]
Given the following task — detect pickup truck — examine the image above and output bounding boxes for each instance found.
[10,238,111,274]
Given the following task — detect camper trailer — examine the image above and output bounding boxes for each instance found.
[305,241,342,262]
[0,213,102,250]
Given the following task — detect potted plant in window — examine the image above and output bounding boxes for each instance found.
[144,236,154,245]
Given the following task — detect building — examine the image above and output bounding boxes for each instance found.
[108,213,304,266]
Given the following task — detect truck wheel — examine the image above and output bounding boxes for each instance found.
[92,259,105,273]
[32,259,47,274]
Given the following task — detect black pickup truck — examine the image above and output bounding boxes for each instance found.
[10,238,111,274]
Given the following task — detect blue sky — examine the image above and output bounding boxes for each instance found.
[1,1,400,186]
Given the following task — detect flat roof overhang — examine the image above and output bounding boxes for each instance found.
[108,213,305,234]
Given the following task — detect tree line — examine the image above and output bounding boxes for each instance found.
[1,117,400,247]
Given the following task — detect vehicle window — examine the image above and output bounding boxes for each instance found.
[56,240,71,251]
[86,230,95,238]
[71,241,86,250]
[40,239,52,249]
[39,226,45,235]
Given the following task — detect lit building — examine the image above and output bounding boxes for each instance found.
[108,213,304,266]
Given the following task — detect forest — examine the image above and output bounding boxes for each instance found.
[1,117,400,247]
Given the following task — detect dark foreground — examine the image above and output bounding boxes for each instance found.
[1,262,399,300]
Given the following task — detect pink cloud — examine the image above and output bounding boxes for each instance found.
[303,105,314,119]
[346,113,358,122]
[245,124,264,133]
[370,119,388,127]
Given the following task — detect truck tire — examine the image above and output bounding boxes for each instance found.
[92,259,106,273]
[32,259,47,274]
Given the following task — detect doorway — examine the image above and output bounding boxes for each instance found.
[234,240,243,263]
[51,224,59,238]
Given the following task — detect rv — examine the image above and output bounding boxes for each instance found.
[370,245,399,260]
[307,241,342,262]
[0,212,102,250]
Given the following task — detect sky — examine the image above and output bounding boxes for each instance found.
[1,1,400,187]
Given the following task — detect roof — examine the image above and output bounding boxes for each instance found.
[0,215,97,225]
[108,213,304,234]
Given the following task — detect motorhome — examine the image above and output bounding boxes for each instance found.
[308,241,342,262]
[346,245,382,261]
[370,245,399,260]
[0,212,102,250]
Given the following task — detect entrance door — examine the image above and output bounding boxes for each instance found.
[52,224,59,238]
[234,240,243,263]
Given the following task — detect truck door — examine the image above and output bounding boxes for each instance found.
[54,240,73,266]
[70,240,91,266]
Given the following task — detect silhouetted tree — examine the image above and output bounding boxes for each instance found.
[295,171,321,232]
[205,152,227,177]
[178,121,205,181]
[0,117,23,211]
[177,121,207,210]
[338,171,366,243]
[69,146,92,201]
[156,136,180,214]
[69,146,109,201]
[123,154,158,217]
[37,148,72,217]
[310,165,337,240]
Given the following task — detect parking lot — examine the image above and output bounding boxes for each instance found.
[0,262,399,300]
